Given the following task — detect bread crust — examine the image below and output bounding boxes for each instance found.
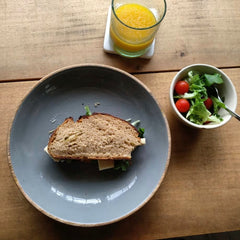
[78,113,139,130]
[48,117,74,151]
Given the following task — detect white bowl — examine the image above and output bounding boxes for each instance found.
[169,64,238,129]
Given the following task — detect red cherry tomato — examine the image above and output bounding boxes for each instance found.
[204,97,213,109]
[175,99,190,113]
[174,81,189,95]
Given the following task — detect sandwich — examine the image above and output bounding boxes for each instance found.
[45,112,145,170]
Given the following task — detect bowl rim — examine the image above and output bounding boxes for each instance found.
[169,63,238,129]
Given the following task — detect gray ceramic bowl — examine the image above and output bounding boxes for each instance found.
[9,64,171,226]
[170,64,237,129]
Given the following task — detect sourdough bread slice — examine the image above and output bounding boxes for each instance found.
[47,113,143,161]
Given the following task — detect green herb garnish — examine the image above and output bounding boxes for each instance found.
[84,105,92,116]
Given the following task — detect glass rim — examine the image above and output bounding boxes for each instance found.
[111,0,167,30]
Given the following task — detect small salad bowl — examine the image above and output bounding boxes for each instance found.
[169,64,238,129]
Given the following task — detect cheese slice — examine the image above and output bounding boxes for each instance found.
[98,160,115,171]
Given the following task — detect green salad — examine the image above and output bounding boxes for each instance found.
[174,71,226,125]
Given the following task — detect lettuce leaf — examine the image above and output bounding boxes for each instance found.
[204,73,223,87]
[207,115,222,124]
[211,96,226,117]
[186,101,211,125]
[138,128,145,138]
[114,160,130,171]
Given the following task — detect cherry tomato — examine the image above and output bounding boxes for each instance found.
[175,99,190,113]
[174,81,189,95]
[204,97,213,109]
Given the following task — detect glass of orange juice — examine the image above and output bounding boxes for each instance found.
[110,0,167,58]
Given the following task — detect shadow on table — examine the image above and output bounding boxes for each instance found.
[163,230,240,240]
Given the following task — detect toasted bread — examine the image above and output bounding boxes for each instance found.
[47,113,143,161]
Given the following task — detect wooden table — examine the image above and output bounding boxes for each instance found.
[1,0,240,239]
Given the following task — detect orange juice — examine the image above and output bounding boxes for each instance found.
[110,3,157,53]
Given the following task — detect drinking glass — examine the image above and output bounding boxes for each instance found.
[110,0,167,58]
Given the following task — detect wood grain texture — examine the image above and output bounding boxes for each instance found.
[0,68,240,240]
[1,0,240,80]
